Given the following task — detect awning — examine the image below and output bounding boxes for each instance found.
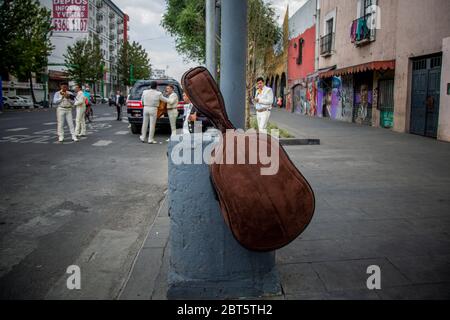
[319,60,395,78]
[307,66,336,79]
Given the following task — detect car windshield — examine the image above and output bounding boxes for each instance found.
[129,82,182,101]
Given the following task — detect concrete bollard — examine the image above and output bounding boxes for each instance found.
[167,130,281,300]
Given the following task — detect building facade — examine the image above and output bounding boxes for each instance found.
[287,0,317,114]
[40,0,129,98]
[284,0,450,142]
[262,8,289,109]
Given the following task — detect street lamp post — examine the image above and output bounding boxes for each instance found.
[220,0,248,129]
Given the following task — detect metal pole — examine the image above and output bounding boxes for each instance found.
[220,0,247,129]
[0,75,3,112]
[206,0,217,80]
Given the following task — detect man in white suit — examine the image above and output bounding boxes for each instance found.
[254,77,274,133]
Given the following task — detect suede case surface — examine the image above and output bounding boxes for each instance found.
[182,67,315,252]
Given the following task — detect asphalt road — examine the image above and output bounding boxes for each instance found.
[0,105,169,299]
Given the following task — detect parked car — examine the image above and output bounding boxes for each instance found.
[3,96,26,109]
[2,97,14,109]
[126,79,212,135]
[17,96,34,109]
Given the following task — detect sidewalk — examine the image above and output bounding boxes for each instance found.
[121,109,450,300]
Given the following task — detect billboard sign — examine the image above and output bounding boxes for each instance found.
[52,0,89,33]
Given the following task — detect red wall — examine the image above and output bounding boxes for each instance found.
[288,26,316,84]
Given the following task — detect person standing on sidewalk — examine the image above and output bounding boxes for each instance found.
[115,90,125,121]
[254,77,274,134]
[140,81,166,144]
[74,84,87,138]
[53,82,78,143]
[161,85,179,140]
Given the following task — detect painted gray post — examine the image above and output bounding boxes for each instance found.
[206,0,217,80]
[167,133,281,299]
[220,0,247,129]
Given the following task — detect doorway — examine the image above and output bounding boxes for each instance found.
[410,54,442,138]
[378,79,394,129]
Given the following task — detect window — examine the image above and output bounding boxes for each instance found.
[320,18,335,56]
[362,0,376,17]
[326,19,334,35]
[296,38,304,65]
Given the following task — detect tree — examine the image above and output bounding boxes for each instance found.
[64,35,104,94]
[118,41,152,87]
[161,0,206,63]
[64,38,91,86]
[0,0,54,104]
[246,0,281,128]
[161,0,280,127]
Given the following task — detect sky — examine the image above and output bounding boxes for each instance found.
[113,0,308,83]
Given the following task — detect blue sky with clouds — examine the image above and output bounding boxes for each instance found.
[113,0,308,82]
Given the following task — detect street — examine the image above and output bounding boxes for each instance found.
[1,105,450,300]
[0,105,168,299]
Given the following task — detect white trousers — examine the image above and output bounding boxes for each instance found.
[141,106,158,141]
[57,107,75,140]
[168,109,178,136]
[75,105,86,136]
[256,110,271,133]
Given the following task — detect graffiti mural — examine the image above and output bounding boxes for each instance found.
[292,84,307,114]
[337,76,354,122]
[353,82,373,125]
[307,80,317,116]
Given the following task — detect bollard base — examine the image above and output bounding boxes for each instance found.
[167,132,282,300]
[167,271,282,300]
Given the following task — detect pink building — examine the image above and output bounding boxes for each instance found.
[287,0,318,114]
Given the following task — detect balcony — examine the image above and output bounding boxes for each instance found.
[320,33,334,57]
[96,13,103,21]
[96,0,103,9]
[351,13,376,46]
[109,34,116,41]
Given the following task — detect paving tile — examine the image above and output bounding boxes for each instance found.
[119,248,164,300]
[377,283,450,300]
[388,255,450,284]
[311,258,410,292]
[286,289,380,300]
[277,263,326,295]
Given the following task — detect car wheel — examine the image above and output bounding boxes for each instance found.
[4,103,11,109]
[130,123,141,135]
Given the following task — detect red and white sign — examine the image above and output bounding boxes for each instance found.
[52,0,89,33]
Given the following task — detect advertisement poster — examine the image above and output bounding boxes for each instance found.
[52,0,89,33]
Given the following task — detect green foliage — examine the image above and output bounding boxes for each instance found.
[0,0,54,102]
[64,38,91,86]
[64,35,104,87]
[161,0,281,65]
[161,0,206,63]
[250,116,294,138]
[118,41,152,86]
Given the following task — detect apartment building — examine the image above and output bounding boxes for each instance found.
[315,0,450,140]
[40,0,129,98]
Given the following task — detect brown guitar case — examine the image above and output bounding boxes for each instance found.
[182,67,315,252]
[157,100,167,119]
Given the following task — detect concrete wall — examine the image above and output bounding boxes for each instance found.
[288,26,316,83]
[393,0,450,133]
[438,37,450,142]
[318,0,397,70]
[289,0,317,40]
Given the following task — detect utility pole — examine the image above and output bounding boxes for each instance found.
[206,0,217,80]
[220,0,247,129]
